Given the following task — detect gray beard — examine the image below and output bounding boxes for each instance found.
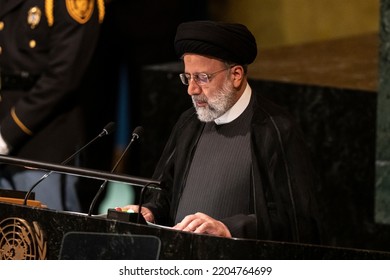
[192,80,237,122]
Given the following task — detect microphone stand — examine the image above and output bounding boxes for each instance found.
[22,134,101,206]
[22,122,115,205]
[87,127,142,216]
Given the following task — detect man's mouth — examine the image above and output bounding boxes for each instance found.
[193,97,208,107]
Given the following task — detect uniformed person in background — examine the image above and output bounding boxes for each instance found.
[0,0,105,211]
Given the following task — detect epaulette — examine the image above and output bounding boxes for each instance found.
[45,0,105,26]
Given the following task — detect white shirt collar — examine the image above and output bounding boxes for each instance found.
[214,83,252,125]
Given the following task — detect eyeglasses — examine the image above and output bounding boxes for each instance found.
[179,67,231,86]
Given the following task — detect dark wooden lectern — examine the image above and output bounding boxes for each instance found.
[1,154,389,259]
[1,202,389,260]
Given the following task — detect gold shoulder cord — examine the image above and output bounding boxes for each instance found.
[97,0,105,23]
[11,107,33,136]
[45,0,54,27]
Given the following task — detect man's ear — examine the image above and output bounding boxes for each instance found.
[231,65,245,88]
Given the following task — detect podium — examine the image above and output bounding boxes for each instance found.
[1,202,390,260]
[1,155,390,259]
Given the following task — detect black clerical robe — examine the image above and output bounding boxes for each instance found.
[145,91,321,244]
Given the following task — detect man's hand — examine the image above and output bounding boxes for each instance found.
[173,212,232,238]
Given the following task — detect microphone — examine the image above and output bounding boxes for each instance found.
[87,126,144,216]
[23,122,116,206]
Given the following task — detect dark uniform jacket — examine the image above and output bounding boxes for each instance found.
[146,91,321,244]
[0,0,103,162]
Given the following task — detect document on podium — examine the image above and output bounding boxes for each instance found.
[146,221,174,230]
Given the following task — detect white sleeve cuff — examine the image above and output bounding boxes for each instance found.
[0,132,10,155]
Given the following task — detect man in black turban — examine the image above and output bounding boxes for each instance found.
[121,21,321,244]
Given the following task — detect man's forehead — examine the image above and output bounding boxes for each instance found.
[183,54,225,66]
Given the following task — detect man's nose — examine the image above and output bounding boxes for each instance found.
[187,79,202,96]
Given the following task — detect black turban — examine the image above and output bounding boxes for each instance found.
[174,21,257,65]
